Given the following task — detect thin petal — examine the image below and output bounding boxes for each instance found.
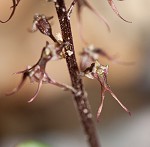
[77,16,88,45]
[10,0,20,8]
[67,0,77,18]
[76,0,110,44]
[0,0,20,23]
[46,16,54,21]
[46,73,76,93]
[13,69,29,75]
[93,48,135,65]
[93,48,116,60]
[84,0,111,31]
[97,87,105,121]
[108,0,131,23]
[96,72,130,117]
[51,80,76,93]
[76,3,88,44]
[111,59,135,66]
[6,73,27,96]
[28,80,42,103]
[108,88,131,115]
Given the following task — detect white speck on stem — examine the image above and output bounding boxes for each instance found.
[56,4,59,8]
[56,33,63,42]
[66,50,73,56]
[75,90,82,97]
[83,109,88,114]
[87,113,92,118]
[62,8,65,12]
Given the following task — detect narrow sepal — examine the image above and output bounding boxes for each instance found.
[0,0,21,23]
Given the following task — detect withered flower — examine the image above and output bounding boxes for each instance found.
[31,14,59,43]
[82,60,130,120]
[0,0,21,23]
[80,45,102,71]
[6,41,75,102]
[67,0,110,44]
[80,45,134,71]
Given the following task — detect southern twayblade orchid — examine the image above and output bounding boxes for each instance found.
[30,14,60,44]
[80,45,134,71]
[82,61,130,120]
[6,41,76,102]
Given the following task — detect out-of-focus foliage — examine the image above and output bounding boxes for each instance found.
[16,140,50,147]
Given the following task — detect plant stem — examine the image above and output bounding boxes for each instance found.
[54,1,100,147]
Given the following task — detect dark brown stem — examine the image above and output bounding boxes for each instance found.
[54,1,100,147]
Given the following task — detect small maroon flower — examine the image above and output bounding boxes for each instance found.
[82,61,130,120]
[80,45,96,71]
[0,0,21,23]
[31,14,59,43]
[6,41,75,102]
[80,45,134,71]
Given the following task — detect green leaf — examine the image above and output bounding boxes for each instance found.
[16,140,50,147]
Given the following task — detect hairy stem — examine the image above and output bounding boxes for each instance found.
[54,1,100,147]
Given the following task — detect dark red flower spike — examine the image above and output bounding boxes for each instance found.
[0,0,21,23]
[82,61,130,120]
[107,0,131,23]
[6,41,75,102]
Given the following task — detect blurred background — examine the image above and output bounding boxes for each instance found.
[0,0,150,147]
